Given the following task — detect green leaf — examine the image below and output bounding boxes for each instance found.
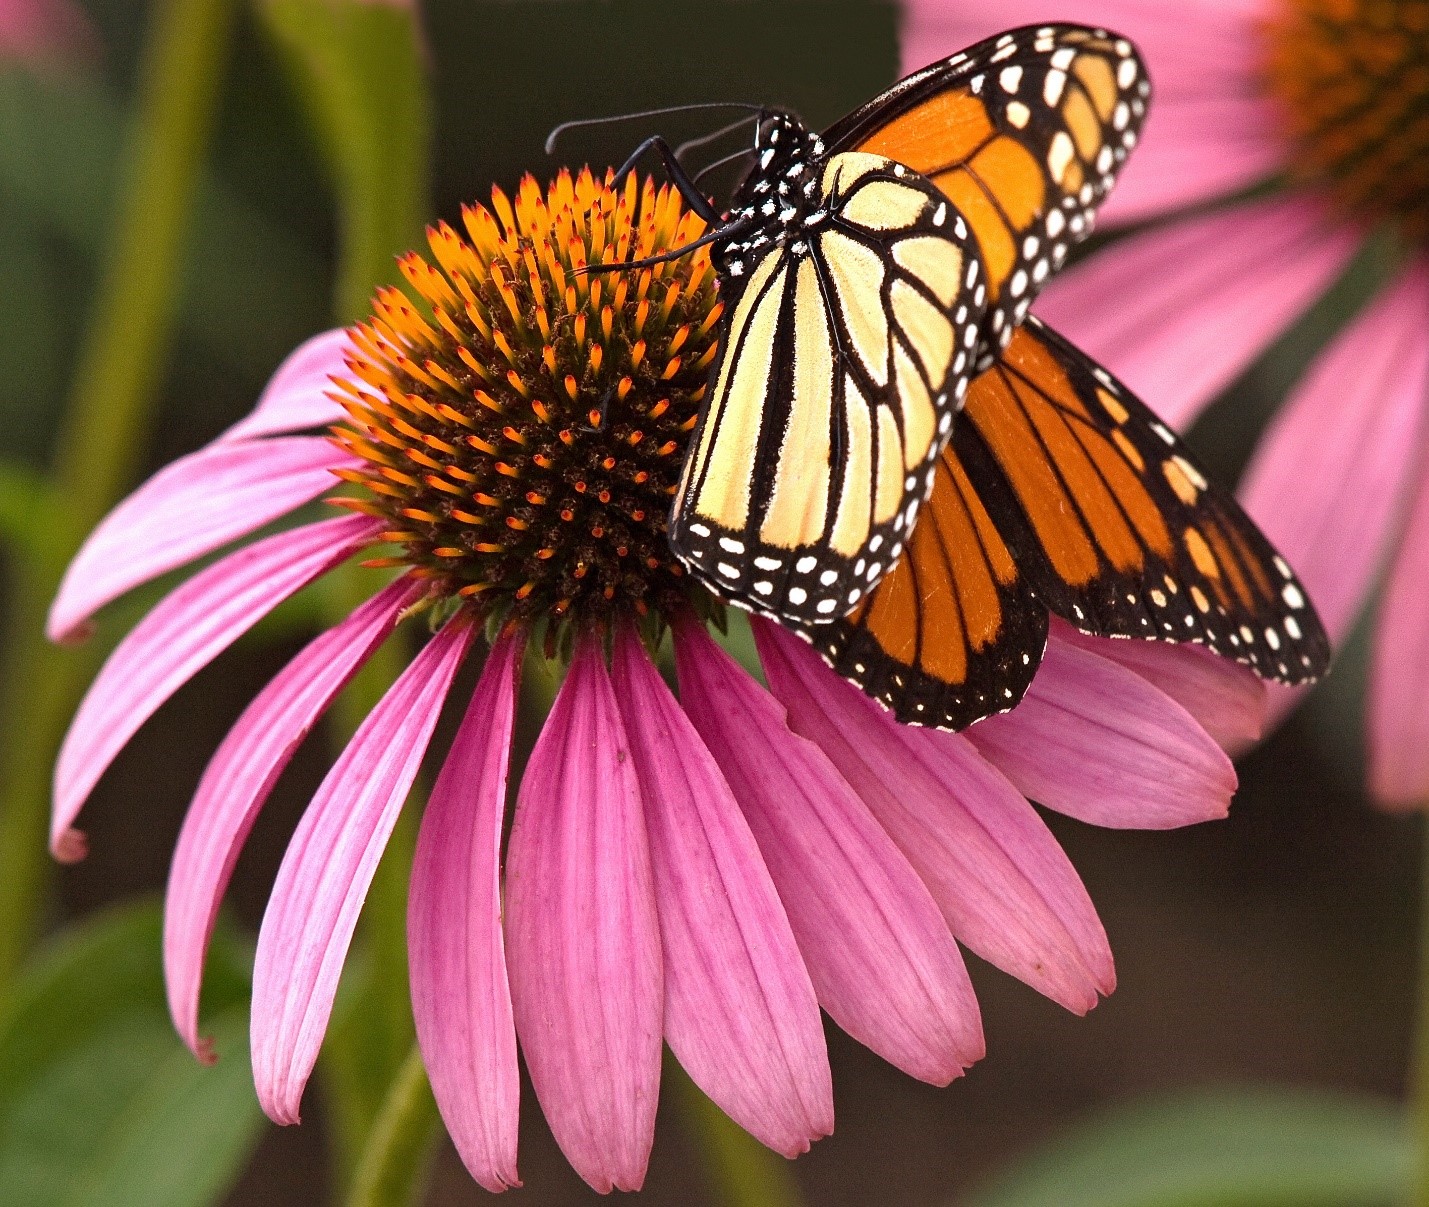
[345,1044,439,1207]
[0,901,265,1207]
[958,1086,1411,1207]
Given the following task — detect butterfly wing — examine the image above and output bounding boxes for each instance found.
[670,153,985,624]
[791,318,1330,729]
[792,439,1049,728]
[954,317,1331,682]
[825,23,1150,366]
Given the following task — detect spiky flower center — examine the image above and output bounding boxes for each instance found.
[329,169,724,633]
[1264,0,1429,237]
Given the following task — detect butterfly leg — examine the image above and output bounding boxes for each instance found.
[612,135,724,224]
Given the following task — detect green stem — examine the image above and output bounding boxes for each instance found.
[344,1043,440,1207]
[257,0,432,1185]
[0,0,236,987]
[1413,821,1429,1207]
[667,1057,806,1207]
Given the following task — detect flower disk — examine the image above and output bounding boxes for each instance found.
[1264,0,1429,238]
[329,169,725,633]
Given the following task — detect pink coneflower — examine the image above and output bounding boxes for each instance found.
[904,0,1429,804]
[49,167,1259,1192]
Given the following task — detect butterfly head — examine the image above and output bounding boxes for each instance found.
[714,110,826,277]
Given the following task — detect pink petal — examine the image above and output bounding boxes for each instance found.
[1051,621,1265,751]
[1370,465,1429,807]
[1037,196,1359,430]
[610,627,832,1155]
[1241,262,1429,721]
[163,576,418,1057]
[504,635,663,1193]
[48,437,355,643]
[900,0,1286,224]
[250,616,475,1126]
[753,618,1112,1014]
[218,328,353,444]
[967,637,1236,829]
[675,620,982,1085]
[409,632,524,1191]
[51,514,380,857]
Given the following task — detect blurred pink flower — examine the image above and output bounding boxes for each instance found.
[0,0,97,65]
[50,172,1260,1192]
[903,1,1429,804]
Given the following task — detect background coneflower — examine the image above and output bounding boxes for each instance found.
[905,0,1429,806]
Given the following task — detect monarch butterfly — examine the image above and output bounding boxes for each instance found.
[582,22,1331,729]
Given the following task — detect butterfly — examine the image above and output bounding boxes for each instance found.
[632,23,1152,625]
[594,22,1330,729]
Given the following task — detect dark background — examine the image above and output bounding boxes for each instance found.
[5,1,1417,1203]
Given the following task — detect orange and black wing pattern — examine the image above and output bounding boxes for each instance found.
[793,318,1330,729]
[792,442,1049,730]
[824,24,1149,367]
[956,318,1331,684]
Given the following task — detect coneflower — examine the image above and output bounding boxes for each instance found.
[48,166,1255,1192]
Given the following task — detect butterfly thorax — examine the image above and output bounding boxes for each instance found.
[716,112,827,279]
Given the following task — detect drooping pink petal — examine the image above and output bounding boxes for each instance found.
[1240,263,1429,722]
[1037,196,1358,430]
[675,619,982,1085]
[48,437,356,643]
[900,0,1287,224]
[164,576,418,1057]
[250,616,475,1126]
[504,635,663,1193]
[1369,464,1429,808]
[966,637,1236,829]
[409,632,524,1191]
[1051,622,1265,751]
[753,618,1112,1014]
[50,514,380,857]
[610,627,833,1155]
[218,328,353,444]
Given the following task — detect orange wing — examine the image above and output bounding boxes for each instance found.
[824,24,1149,367]
[955,318,1331,684]
[792,442,1048,729]
[792,319,1330,731]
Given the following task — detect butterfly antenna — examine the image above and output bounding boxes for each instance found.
[544,101,762,155]
[692,146,756,187]
[673,114,759,161]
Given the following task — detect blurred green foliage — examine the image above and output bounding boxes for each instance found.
[959,1088,1411,1207]
[0,901,263,1207]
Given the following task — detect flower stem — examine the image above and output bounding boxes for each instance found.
[344,1043,440,1207]
[667,1057,807,1207]
[0,0,236,988]
[1413,820,1429,1207]
[257,0,432,1184]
